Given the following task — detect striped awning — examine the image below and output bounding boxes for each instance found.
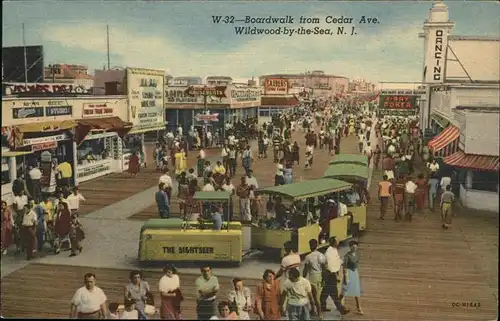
[444,150,499,172]
[427,125,460,157]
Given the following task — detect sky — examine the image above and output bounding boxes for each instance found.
[2,0,499,84]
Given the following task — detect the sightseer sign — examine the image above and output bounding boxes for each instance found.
[265,78,288,95]
[126,67,165,130]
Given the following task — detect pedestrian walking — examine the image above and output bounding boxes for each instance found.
[70,273,108,319]
[196,264,220,320]
[340,240,364,315]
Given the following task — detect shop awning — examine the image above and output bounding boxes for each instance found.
[430,113,450,129]
[427,125,460,157]
[261,96,300,107]
[75,117,133,145]
[2,150,34,157]
[128,125,166,135]
[444,150,499,172]
[11,120,77,149]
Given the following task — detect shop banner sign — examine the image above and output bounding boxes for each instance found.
[379,95,417,110]
[127,67,165,129]
[231,88,261,102]
[265,78,288,95]
[166,87,203,103]
[82,103,114,118]
[185,85,228,98]
[32,141,57,152]
[12,107,44,119]
[23,134,67,146]
[45,105,73,117]
[77,163,112,179]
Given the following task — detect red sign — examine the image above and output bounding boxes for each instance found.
[82,103,114,118]
[3,82,92,95]
[195,113,219,122]
[379,95,417,109]
[185,86,227,98]
[32,141,57,152]
[265,78,288,94]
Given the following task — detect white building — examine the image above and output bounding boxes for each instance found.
[421,1,499,213]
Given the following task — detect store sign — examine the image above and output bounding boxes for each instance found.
[23,134,67,146]
[433,30,444,81]
[265,78,288,95]
[12,107,45,119]
[165,87,202,103]
[127,68,165,129]
[45,105,73,117]
[195,113,219,122]
[167,78,189,86]
[377,109,417,117]
[379,95,417,109]
[77,163,111,179]
[380,90,425,95]
[82,103,114,118]
[432,86,450,92]
[31,141,57,152]
[231,88,261,102]
[3,82,92,95]
[185,85,228,98]
[206,77,232,86]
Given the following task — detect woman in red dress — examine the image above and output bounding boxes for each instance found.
[415,173,428,211]
[1,200,14,255]
[128,152,140,178]
[54,202,71,254]
[158,264,183,319]
[254,269,281,320]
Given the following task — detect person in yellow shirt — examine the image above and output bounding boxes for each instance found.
[56,160,73,190]
[213,161,226,176]
[174,148,187,176]
[39,196,55,222]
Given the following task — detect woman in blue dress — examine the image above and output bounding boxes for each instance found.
[341,240,363,315]
[282,162,293,185]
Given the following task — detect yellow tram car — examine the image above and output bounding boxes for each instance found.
[323,162,370,232]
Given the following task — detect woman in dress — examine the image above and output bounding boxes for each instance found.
[174,148,187,177]
[177,173,189,218]
[69,213,84,257]
[227,277,252,320]
[154,144,163,171]
[1,200,14,255]
[125,270,154,320]
[197,149,206,177]
[282,162,293,185]
[254,269,281,320]
[414,173,427,211]
[54,201,71,254]
[128,152,140,178]
[341,240,363,315]
[158,264,183,320]
[291,141,300,165]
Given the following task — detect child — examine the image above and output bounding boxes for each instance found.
[108,302,119,319]
[304,151,313,170]
[120,299,139,319]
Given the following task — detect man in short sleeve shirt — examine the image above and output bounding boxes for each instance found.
[70,273,108,319]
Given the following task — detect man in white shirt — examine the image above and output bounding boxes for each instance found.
[70,273,108,319]
[28,165,43,203]
[440,175,451,192]
[12,191,28,215]
[358,133,365,153]
[245,170,259,189]
[21,201,37,260]
[364,142,373,164]
[275,241,301,279]
[405,178,418,220]
[228,134,236,146]
[281,267,320,320]
[320,237,349,314]
[303,239,326,309]
[159,168,173,201]
[202,182,215,192]
[428,159,440,174]
[65,187,86,216]
[338,201,348,217]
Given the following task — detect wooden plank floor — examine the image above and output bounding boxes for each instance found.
[0,263,259,319]
[78,144,218,216]
[128,129,337,221]
[1,132,498,320]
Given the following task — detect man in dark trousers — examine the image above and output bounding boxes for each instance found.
[320,237,349,315]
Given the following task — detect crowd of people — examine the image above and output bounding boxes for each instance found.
[69,236,361,320]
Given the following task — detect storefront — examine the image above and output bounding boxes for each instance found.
[125,67,166,167]
[74,116,133,183]
[258,96,300,124]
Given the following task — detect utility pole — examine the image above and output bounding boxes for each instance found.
[202,85,208,148]
[22,23,28,87]
[107,25,111,70]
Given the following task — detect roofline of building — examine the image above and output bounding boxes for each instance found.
[418,33,500,42]
[260,74,349,79]
[430,82,500,89]
[2,95,127,101]
[456,105,500,112]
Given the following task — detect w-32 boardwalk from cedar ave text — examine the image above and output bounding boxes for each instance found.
[212,15,381,36]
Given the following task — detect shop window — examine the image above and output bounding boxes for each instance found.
[77,138,111,165]
[259,110,270,117]
[1,158,11,185]
[123,134,143,155]
[471,170,499,193]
